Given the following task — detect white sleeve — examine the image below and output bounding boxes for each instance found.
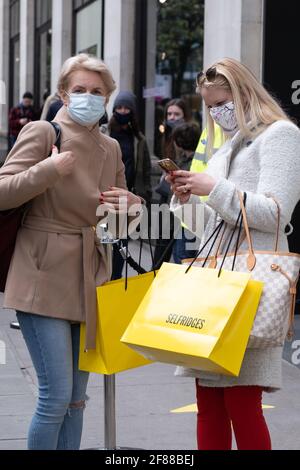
[206,122,300,233]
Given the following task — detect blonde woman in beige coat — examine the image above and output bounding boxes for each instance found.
[0,54,143,450]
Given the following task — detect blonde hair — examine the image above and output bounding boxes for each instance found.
[57,53,116,99]
[196,57,290,156]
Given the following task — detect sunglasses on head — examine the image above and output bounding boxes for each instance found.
[196,66,217,85]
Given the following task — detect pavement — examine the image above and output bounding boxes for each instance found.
[1,241,300,450]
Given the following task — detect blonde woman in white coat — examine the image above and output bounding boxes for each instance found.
[166,58,300,450]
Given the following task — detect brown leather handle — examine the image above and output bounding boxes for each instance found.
[237,191,256,270]
[238,192,281,255]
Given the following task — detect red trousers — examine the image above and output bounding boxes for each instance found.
[196,382,272,450]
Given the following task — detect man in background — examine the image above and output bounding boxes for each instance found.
[8,91,37,150]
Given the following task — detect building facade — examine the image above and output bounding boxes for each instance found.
[1,0,300,151]
[0,0,269,160]
[0,0,139,160]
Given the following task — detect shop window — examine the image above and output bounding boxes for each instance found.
[73,0,104,57]
[36,0,52,29]
[154,0,204,156]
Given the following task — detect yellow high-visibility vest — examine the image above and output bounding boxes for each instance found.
[190,124,223,174]
[181,124,223,231]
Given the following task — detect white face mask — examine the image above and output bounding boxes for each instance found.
[66,92,106,126]
[209,101,238,134]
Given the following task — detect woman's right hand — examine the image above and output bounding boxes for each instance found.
[51,145,76,176]
[165,173,191,204]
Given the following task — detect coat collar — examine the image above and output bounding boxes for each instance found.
[54,105,104,140]
[53,105,108,156]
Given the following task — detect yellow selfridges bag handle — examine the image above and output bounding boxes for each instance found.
[185,192,247,276]
[79,228,157,375]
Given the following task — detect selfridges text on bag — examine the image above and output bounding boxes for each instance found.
[186,191,300,348]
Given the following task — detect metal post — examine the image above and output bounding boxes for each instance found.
[104,374,117,450]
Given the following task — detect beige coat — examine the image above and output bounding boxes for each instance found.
[0,106,134,349]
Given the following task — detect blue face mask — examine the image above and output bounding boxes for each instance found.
[67,93,106,126]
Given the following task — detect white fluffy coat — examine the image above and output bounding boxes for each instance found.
[170,120,300,391]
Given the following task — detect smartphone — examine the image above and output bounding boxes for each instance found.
[157,158,180,173]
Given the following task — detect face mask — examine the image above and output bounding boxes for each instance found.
[166,118,185,129]
[67,93,106,126]
[209,101,238,134]
[114,111,132,126]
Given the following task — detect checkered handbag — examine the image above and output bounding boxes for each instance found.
[184,192,300,348]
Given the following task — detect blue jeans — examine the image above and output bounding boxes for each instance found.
[16,311,89,450]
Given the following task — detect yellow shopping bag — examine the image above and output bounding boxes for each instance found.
[79,272,154,375]
[121,263,263,376]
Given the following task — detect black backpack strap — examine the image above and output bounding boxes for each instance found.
[49,122,61,152]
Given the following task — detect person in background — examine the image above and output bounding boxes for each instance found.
[8,92,37,150]
[153,98,192,268]
[45,98,63,122]
[35,91,51,120]
[108,91,152,279]
[40,92,62,121]
[167,57,300,450]
[161,98,191,162]
[171,122,201,263]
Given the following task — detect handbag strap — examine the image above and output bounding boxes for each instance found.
[217,193,246,277]
[185,192,247,275]
[207,224,227,268]
[237,191,256,271]
[122,215,156,291]
[185,219,224,274]
[49,122,61,153]
[238,190,281,254]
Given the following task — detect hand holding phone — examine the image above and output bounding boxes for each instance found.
[157,158,180,173]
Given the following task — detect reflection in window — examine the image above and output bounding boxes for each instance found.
[154,0,204,156]
[74,0,103,58]
[156,0,204,99]
[36,0,52,28]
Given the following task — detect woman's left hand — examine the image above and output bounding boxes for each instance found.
[100,187,142,212]
[167,170,217,197]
